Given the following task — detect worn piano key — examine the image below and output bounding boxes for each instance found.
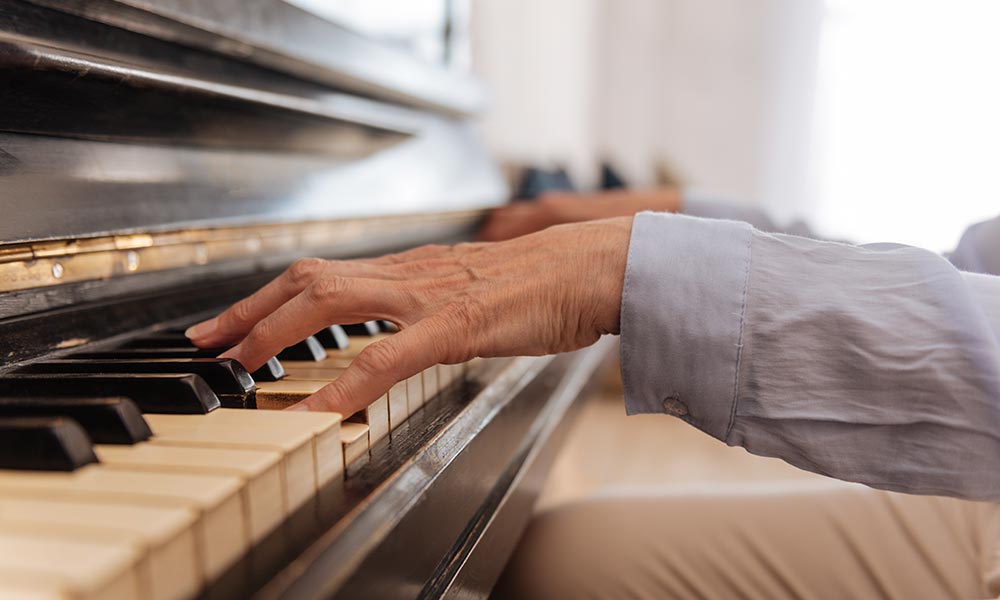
[0,417,98,472]
[254,379,325,410]
[439,363,465,392]
[0,397,151,444]
[143,409,342,510]
[406,373,424,412]
[95,444,284,543]
[347,398,389,445]
[341,321,380,337]
[313,325,349,350]
[0,498,199,600]
[279,368,389,444]
[0,531,142,600]
[0,374,220,414]
[0,467,246,580]
[340,422,369,467]
[423,365,440,399]
[21,359,256,409]
[276,336,327,362]
[185,409,344,488]
[256,377,404,439]
[144,416,315,514]
[266,370,410,432]
[387,381,408,430]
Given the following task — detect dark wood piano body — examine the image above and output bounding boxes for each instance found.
[0,2,613,598]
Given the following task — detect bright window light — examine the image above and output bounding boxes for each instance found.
[814,0,1000,252]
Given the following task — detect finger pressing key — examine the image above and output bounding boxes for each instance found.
[220,277,404,373]
[288,316,451,415]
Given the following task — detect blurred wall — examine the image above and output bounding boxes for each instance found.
[471,0,823,221]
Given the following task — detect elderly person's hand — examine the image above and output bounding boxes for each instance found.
[185,217,633,414]
[478,187,680,242]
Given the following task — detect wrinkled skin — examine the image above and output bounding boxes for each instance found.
[186,217,634,414]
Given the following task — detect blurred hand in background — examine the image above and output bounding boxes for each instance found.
[478,187,681,242]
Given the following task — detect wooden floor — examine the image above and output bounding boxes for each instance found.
[537,352,824,512]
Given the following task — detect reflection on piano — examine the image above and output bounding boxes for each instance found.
[0,1,613,598]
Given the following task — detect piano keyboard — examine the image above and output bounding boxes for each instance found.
[0,321,469,600]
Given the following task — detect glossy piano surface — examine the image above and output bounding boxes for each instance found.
[0,1,611,597]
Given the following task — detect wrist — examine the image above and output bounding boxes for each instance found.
[577,216,634,336]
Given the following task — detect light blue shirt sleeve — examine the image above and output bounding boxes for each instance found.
[620,211,1000,501]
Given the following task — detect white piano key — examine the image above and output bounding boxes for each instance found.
[255,378,326,410]
[281,367,389,443]
[387,381,408,430]
[95,443,284,543]
[339,422,369,467]
[0,525,143,600]
[0,467,245,581]
[0,498,198,600]
[145,408,343,496]
[144,415,315,513]
[406,373,424,412]
[422,366,439,400]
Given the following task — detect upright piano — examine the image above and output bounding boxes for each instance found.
[0,1,613,598]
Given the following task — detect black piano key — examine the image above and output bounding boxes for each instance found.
[276,336,327,362]
[342,322,380,337]
[76,348,285,383]
[313,325,349,350]
[22,359,255,396]
[121,333,197,349]
[377,320,398,333]
[78,347,225,359]
[0,374,220,414]
[252,357,286,382]
[0,417,98,471]
[0,397,151,444]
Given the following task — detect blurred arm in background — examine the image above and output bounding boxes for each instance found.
[478,187,813,241]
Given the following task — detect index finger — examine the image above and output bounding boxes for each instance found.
[287,315,453,414]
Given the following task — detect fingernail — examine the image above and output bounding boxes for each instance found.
[185,317,218,340]
[285,402,309,411]
[217,346,241,363]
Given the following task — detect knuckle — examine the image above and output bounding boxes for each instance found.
[286,258,325,286]
[355,341,401,377]
[245,319,274,347]
[226,299,255,328]
[306,277,346,303]
[448,298,485,327]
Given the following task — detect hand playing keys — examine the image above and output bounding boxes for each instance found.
[186,218,633,414]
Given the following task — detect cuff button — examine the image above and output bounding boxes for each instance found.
[662,396,689,416]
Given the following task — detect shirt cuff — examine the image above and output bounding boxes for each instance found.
[619,211,753,442]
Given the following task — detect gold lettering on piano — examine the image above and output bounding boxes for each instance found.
[0,211,483,293]
[55,337,91,349]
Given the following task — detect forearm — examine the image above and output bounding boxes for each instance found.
[622,212,1000,501]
